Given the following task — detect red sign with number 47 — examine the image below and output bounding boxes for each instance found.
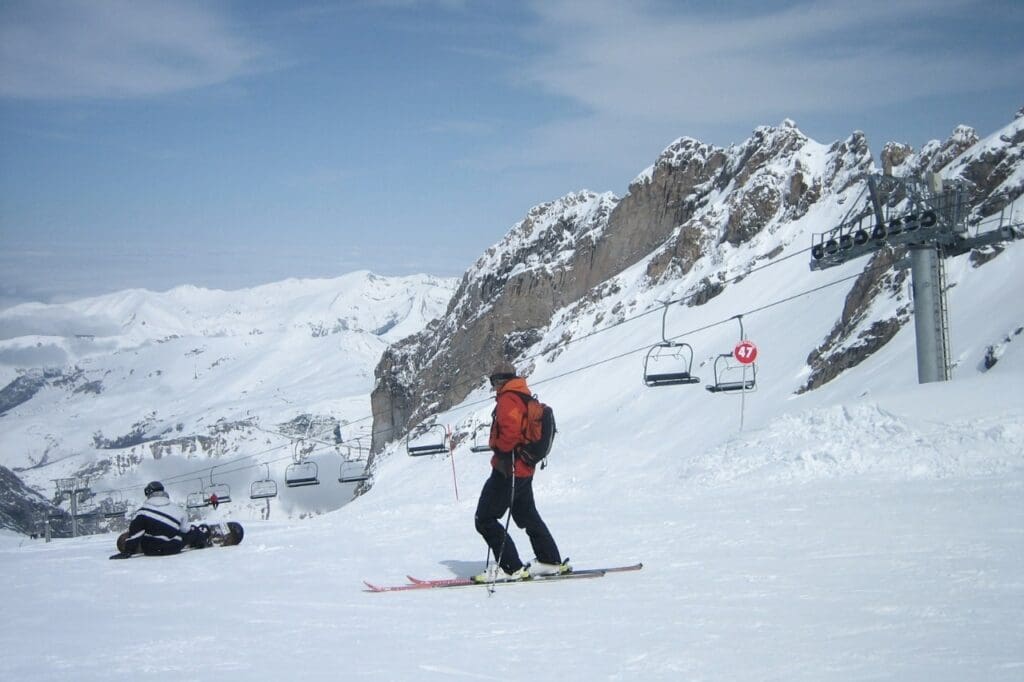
[734,340,758,365]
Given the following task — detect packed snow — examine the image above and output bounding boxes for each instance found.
[1,241,1021,680]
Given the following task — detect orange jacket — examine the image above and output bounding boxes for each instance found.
[488,377,536,478]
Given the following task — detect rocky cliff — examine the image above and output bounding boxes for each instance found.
[0,465,65,536]
[370,112,1024,456]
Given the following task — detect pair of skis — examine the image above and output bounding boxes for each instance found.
[364,562,642,592]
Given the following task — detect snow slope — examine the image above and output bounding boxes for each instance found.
[0,241,1021,680]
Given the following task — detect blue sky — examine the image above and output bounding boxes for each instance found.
[1,0,1022,306]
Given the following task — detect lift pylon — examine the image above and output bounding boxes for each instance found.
[810,172,1022,384]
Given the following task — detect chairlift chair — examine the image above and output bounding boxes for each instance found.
[469,426,492,453]
[250,479,279,498]
[643,301,700,387]
[643,342,700,386]
[406,423,449,457]
[203,466,232,504]
[705,353,757,393]
[285,439,321,487]
[186,491,210,509]
[339,461,370,484]
[705,315,757,394]
[102,497,128,519]
[285,460,320,487]
[336,445,370,483]
[203,483,232,504]
[250,464,278,500]
[185,480,209,509]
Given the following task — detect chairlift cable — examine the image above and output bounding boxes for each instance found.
[74,246,902,497]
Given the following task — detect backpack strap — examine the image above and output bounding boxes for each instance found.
[508,391,535,451]
[510,391,535,405]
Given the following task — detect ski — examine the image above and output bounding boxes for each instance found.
[364,562,642,592]
[407,561,642,586]
[364,570,604,593]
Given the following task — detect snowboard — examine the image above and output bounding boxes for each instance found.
[110,521,244,559]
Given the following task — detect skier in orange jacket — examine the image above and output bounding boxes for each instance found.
[472,362,567,583]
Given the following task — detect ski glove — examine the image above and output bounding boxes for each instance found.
[516,447,539,466]
[494,450,514,477]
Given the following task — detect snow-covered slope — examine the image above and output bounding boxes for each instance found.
[0,114,1022,680]
[0,249,1020,680]
[0,271,457,521]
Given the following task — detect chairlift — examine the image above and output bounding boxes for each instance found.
[101,494,128,519]
[285,440,321,487]
[339,467,369,484]
[186,480,210,509]
[643,301,700,387]
[250,464,278,500]
[469,426,492,453]
[705,315,757,394]
[186,493,209,509]
[406,423,449,457]
[345,437,370,459]
[203,465,232,504]
[285,461,320,487]
[705,353,757,393]
[339,461,369,484]
[336,440,371,483]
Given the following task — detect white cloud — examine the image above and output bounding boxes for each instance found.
[521,0,1020,125]
[472,0,1024,182]
[0,0,263,99]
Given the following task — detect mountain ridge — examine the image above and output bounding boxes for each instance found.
[369,110,1024,456]
[0,271,457,530]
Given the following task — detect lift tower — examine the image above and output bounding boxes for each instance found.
[53,477,92,537]
[810,172,1021,384]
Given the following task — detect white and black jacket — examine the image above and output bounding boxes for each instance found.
[125,492,190,555]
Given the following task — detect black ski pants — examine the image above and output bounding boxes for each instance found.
[474,469,561,573]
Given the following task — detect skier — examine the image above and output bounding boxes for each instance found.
[473,362,568,583]
[119,481,210,556]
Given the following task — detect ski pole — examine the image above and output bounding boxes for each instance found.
[447,425,459,501]
[490,464,516,594]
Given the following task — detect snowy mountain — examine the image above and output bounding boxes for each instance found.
[0,271,457,528]
[0,112,1022,680]
[371,112,1024,453]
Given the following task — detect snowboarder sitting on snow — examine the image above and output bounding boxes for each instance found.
[119,481,210,556]
[472,361,568,583]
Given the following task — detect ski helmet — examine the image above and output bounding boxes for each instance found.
[144,481,165,496]
[489,361,517,386]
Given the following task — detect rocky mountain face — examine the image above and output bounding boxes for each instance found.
[0,465,65,536]
[370,190,616,452]
[371,113,1024,454]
